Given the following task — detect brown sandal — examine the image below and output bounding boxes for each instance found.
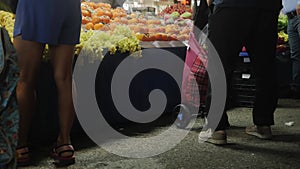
[16,146,31,167]
[51,144,75,167]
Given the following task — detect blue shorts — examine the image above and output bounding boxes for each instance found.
[13,0,82,45]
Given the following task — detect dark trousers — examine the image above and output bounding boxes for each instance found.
[206,7,279,130]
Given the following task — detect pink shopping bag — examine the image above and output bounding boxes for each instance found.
[181,31,208,108]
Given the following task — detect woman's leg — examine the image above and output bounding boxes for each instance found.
[13,36,44,148]
[49,45,75,152]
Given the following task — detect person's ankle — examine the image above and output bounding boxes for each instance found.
[56,136,71,146]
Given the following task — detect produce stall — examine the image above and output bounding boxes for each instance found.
[76,1,193,127]
[0,1,294,143]
[0,1,194,142]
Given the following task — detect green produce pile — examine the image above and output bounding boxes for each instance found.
[278,14,288,32]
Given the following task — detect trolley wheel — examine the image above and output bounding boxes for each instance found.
[173,104,192,129]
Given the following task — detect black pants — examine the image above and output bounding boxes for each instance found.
[206,7,280,130]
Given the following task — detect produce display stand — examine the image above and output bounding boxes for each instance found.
[96,41,186,126]
[29,41,187,144]
[0,0,194,144]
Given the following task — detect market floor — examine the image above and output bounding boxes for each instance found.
[22,99,300,169]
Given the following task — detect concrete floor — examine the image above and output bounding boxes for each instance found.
[22,99,300,169]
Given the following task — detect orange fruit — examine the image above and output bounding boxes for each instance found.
[161,34,168,41]
[85,22,94,30]
[87,2,96,9]
[82,16,91,24]
[95,9,104,16]
[92,16,101,24]
[104,3,111,9]
[94,23,104,30]
[100,16,110,24]
[142,35,154,41]
[155,33,162,41]
[81,5,87,11]
[82,10,91,17]
[104,11,113,19]
[135,33,144,40]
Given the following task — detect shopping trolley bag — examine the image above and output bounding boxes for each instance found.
[174,0,210,129]
[184,0,209,108]
[183,31,208,109]
[175,30,209,128]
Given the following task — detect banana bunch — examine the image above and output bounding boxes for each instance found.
[278,31,288,43]
[75,29,94,55]
[113,25,141,55]
[0,10,15,41]
[80,25,141,61]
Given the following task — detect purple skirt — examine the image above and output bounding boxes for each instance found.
[13,0,82,45]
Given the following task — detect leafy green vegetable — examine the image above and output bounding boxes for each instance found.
[278,14,288,32]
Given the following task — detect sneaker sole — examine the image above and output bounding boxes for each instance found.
[199,137,227,145]
[245,131,272,140]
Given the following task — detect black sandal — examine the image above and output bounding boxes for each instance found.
[16,146,31,167]
[51,144,75,167]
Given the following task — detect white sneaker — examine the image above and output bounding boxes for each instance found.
[198,128,227,145]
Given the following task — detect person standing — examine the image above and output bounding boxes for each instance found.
[13,0,81,167]
[282,0,300,99]
[199,0,282,145]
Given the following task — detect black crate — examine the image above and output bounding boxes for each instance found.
[231,53,256,108]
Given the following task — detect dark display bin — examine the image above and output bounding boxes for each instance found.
[30,46,186,144]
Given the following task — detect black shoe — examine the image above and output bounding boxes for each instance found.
[290,86,300,99]
[245,125,272,140]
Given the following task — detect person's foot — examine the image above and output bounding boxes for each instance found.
[198,128,227,145]
[51,144,75,167]
[16,146,31,167]
[290,85,300,99]
[291,90,300,99]
[245,125,272,139]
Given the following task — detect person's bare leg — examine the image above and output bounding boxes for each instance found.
[13,36,44,148]
[50,45,75,157]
